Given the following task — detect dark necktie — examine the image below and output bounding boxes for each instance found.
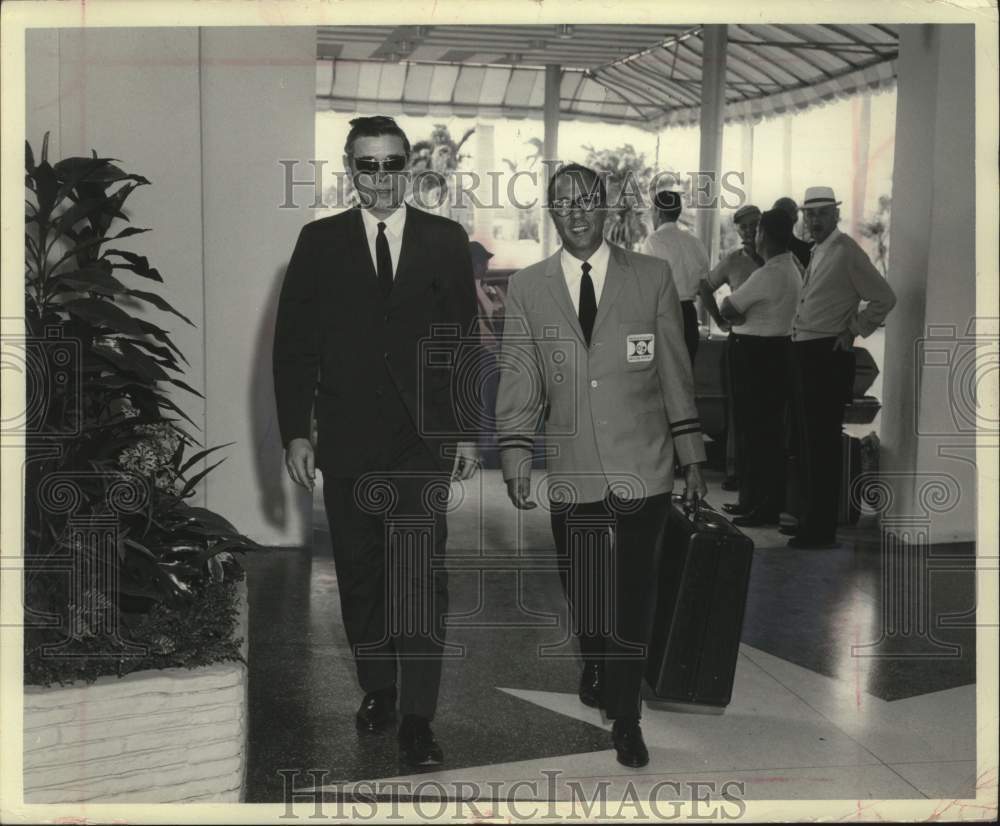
[579,261,597,346]
[376,221,393,297]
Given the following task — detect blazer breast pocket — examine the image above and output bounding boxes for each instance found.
[619,322,657,371]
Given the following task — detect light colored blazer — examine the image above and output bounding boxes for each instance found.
[496,243,706,504]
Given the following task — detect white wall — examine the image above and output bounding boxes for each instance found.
[25,27,315,544]
[880,24,977,543]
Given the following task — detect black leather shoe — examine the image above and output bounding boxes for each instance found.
[721,503,750,516]
[578,661,603,708]
[612,717,649,768]
[398,715,444,767]
[721,477,740,492]
[356,685,397,732]
[732,509,781,527]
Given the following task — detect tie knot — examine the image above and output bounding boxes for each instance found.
[582,261,592,276]
[377,221,386,234]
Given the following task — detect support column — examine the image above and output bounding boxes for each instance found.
[695,25,727,265]
[781,115,793,198]
[740,120,754,204]
[541,64,561,257]
[880,24,979,543]
[473,121,496,244]
[851,94,872,238]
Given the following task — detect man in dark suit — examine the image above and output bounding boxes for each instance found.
[272,116,478,767]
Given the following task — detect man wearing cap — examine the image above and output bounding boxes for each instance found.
[788,186,896,549]
[772,197,812,271]
[640,189,710,365]
[697,204,764,498]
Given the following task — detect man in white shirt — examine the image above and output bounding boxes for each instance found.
[718,209,801,526]
[640,189,710,365]
[786,186,897,548]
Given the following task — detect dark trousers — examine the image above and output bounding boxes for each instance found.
[730,334,790,514]
[722,335,742,483]
[790,338,855,541]
[322,428,449,720]
[550,492,670,719]
[680,300,699,366]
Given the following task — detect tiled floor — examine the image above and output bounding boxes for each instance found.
[244,469,978,803]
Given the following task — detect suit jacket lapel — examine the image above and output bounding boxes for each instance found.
[544,250,586,344]
[591,244,627,342]
[345,207,377,282]
[388,204,430,310]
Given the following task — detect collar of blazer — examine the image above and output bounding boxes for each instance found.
[544,242,629,345]
[348,204,434,310]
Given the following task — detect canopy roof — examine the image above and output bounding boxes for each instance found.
[316,24,898,129]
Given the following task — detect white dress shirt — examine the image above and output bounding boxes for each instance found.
[561,240,611,313]
[360,204,406,278]
[640,222,710,301]
[727,251,801,336]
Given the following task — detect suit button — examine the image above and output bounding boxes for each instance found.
[384,352,391,361]
[554,373,564,383]
[590,380,598,388]
[384,314,390,323]
[375,388,384,398]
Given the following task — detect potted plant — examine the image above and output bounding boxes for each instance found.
[22,134,258,803]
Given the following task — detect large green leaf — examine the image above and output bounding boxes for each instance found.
[135,319,187,364]
[165,377,204,398]
[126,289,194,326]
[177,457,227,499]
[31,161,60,220]
[53,198,111,238]
[117,340,169,381]
[61,297,146,335]
[124,337,180,369]
[103,248,163,282]
[25,140,35,173]
[151,392,200,429]
[177,443,234,477]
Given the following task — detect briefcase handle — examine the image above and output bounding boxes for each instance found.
[674,493,726,530]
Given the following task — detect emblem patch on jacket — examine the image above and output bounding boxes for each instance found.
[626,333,655,363]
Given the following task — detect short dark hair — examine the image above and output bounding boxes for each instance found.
[546,163,607,207]
[758,208,794,249]
[653,189,683,222]
[344,115,411,158]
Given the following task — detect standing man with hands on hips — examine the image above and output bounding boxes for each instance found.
[273,115,479,768]
[495,163,707,770]
[787,186,896,549]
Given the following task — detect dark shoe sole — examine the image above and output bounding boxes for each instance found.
[400,749,444,768]
[614,749,650,768]
[579,692,602,709]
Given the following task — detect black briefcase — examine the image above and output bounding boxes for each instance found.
[645,495,754,707]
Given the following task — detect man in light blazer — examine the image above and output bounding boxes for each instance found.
[495,163,707,768]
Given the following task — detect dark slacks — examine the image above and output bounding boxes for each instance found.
[322,423,450,720]
[680,300,699,366]
[722,335,743,484]
[790,338,855,541]
[730,334,791,514]
[550,492,670,719]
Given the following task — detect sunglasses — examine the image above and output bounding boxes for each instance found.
[352,155,408,174]
[550,194,604,215]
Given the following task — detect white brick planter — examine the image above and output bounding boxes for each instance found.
[23,580,249,804]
